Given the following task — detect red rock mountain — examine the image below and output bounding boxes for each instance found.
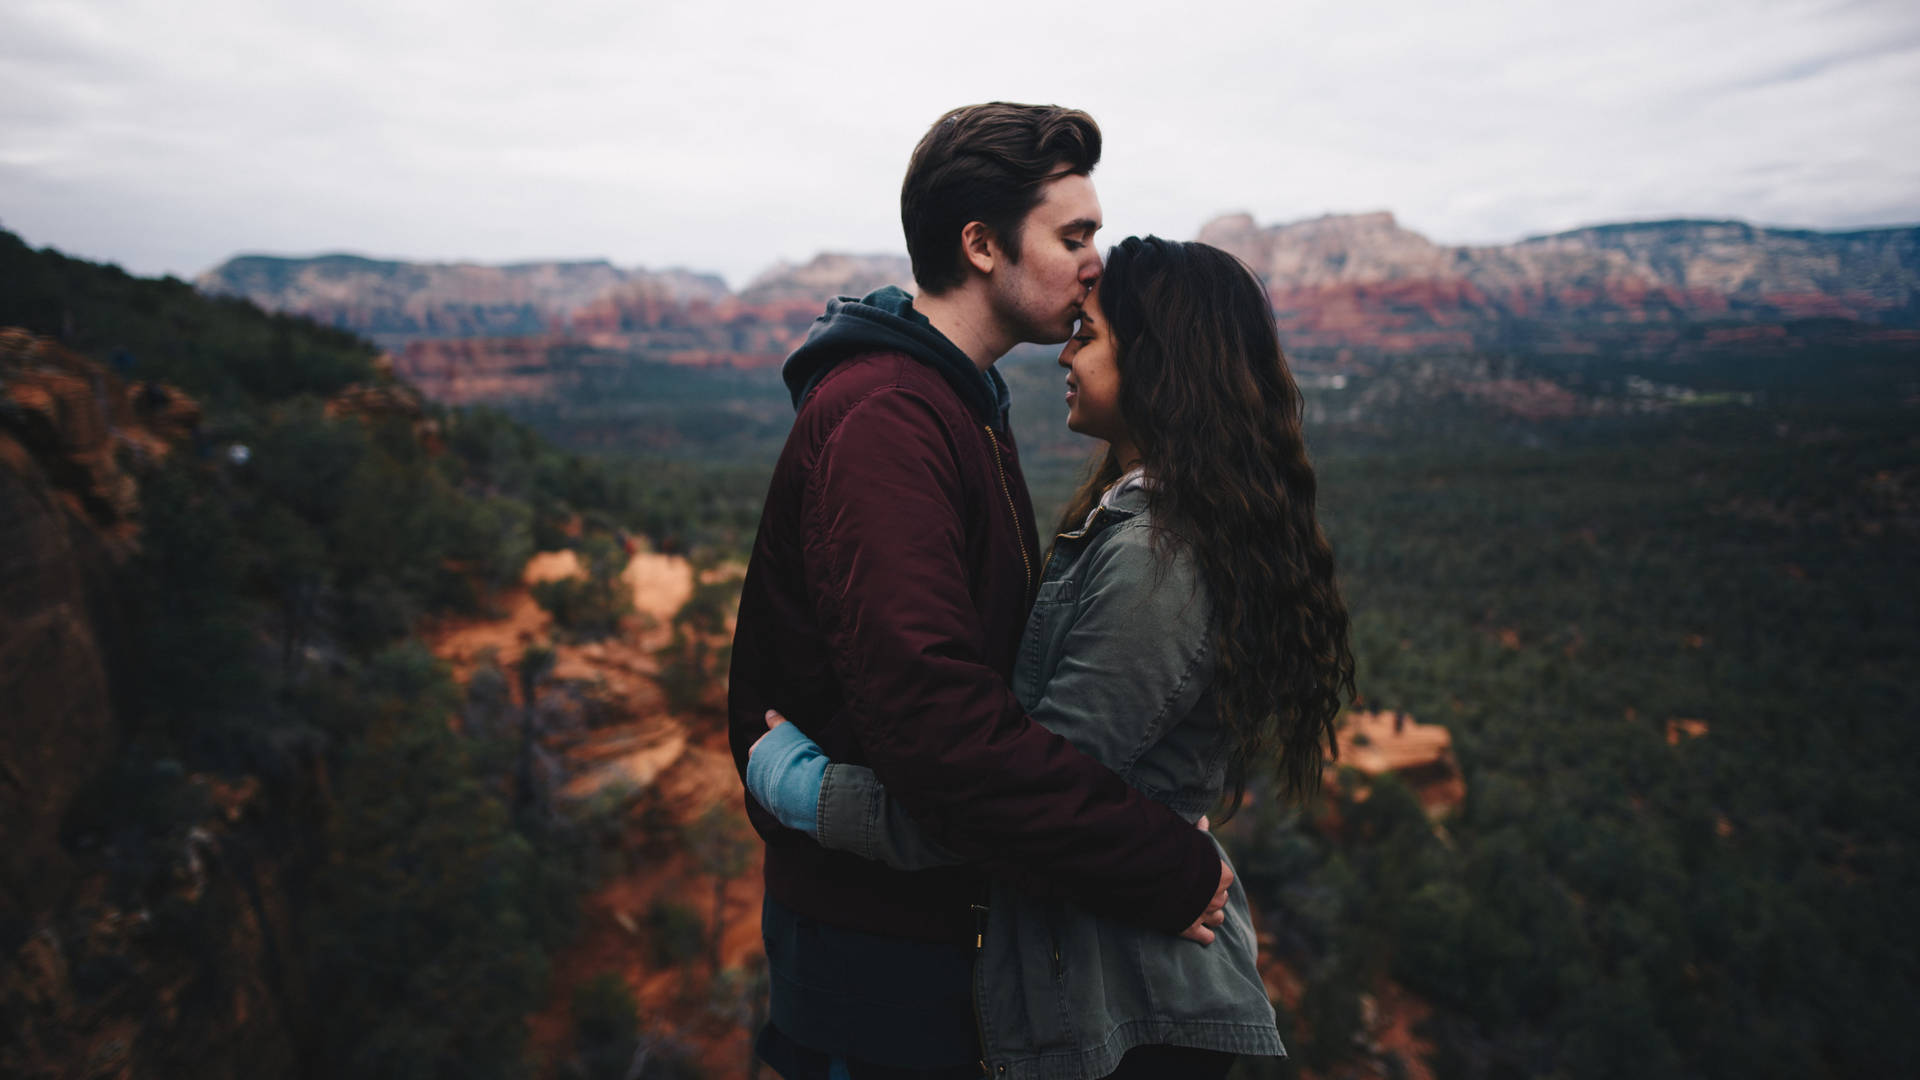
[195,216,1918,406]
[197,252,914,401]
[195,255,733,348]
[1,330,311,1076]
[1198,212,1920,353]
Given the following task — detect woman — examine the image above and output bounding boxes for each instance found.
[747,236,1355,1080]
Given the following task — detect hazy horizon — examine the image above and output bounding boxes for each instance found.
[18,206,1920,296]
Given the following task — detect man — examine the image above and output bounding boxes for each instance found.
[727,103,1231,1080]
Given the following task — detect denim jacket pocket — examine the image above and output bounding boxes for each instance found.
[1018,577,1078,705]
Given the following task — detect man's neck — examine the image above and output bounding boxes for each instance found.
[913,287,1012,373]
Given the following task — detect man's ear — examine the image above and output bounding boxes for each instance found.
[959,220,998,276]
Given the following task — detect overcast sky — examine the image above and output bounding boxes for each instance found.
[4,0,1917,289]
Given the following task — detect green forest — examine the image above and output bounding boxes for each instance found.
[1221,393,1917,1079]
[4,228,1916,1078]
[0,230,738,1077]
[1003,324,1920,1079]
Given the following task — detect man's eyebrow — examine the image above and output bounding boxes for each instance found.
[1059,218,1101,234]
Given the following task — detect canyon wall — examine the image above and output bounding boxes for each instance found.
[1199,212,1920,354]
[1,329,304,1079]
[195,216,1920,409]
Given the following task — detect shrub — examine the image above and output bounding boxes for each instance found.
[645,899,706,967]
[571,971,638,1046]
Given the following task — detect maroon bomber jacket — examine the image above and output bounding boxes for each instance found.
[727,332,1221,944]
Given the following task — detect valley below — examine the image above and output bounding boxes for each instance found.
[3,217,1916,1080]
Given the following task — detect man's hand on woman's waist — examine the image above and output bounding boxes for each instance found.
[746,710,828,834]
[1179,815,1232,945]
[748,708,1232,943]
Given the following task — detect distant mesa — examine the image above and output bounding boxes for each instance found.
[193,212,1920,410]
[738,252,913,306]
[195,248,915,402]
[195,249,906,350]
[195,254,731,349]
[1200,211,1920,354]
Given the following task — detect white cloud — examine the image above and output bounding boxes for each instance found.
[3,0,1916,287]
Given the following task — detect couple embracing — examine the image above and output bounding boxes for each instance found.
[727,102,1355,1080]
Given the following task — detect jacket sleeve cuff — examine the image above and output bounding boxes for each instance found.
[1143,828,1228,937]
[816,762,877,860]
[745,721,828,834]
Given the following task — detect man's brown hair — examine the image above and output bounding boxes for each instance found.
[900,102,1102,294]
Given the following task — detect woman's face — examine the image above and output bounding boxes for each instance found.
[1058,284,1129,448]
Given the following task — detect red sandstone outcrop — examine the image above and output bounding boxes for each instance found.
[0,328,199,554]
[389,335,582,402]
[199,216,1920,412]
[1200,212,1920,353]
[195,255,729,347]
[1329,709,1466,818]
[324,378,442,450]
[737,252,913,306]
[1666,717,1709,745]
[2,329,305,1078]
[378,252,916,396]
[0,331,131,926]
[422,551,754,1076]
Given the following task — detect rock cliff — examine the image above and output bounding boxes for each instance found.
[1199,212,1920,353]
[737,252,913,306]
[1,328,305,1078]
[196,215,1919,413]
[198,250,917,402]
[195,254,730,348]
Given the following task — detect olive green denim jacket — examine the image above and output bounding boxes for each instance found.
[813,481,1285,1079]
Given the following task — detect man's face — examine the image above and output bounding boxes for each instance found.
[988,171,1103,346]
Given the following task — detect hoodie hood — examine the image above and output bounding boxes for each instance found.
[781,285,1011,426]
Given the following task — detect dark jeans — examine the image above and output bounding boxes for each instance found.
[756,1023,979,1080]
[1100,1044,1236,1079]
[759,896,978,1073]
[760,1024,1237,1080]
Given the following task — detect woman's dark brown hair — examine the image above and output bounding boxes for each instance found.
[900,102,1101,294]
[1058,236,1356,812]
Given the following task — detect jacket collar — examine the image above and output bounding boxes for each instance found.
[1066,468,1150,537]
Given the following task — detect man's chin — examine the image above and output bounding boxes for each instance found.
[1024,320,1077,347]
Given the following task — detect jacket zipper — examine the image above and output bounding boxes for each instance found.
[972,901,992,1076]
[983,425,1033,593]
[979,428,1022,1076]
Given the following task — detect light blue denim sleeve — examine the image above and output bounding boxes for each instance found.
[744,722,827,835]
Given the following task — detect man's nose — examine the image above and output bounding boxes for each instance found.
[1079,253,1101,288]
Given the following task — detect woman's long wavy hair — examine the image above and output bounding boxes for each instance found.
[1058,235,1356,813]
